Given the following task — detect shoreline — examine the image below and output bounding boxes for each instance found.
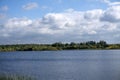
[0,49,120,52]
[0,41,120,52]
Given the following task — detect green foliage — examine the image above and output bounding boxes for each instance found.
[0,41,119,51]
[107,44,120,49]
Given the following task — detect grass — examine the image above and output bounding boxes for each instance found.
[0,75,35,80]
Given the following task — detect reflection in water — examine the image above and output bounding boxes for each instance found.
[0,50,120,80]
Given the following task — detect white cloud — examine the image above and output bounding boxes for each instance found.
[103,0,111,4]
[1,5,120,43]
[0,5,8,11]
[41,6,48,9]
[1,17,33,37]
[0,13,6,19]
[102,0,120,6]
[22,2,38,10]
[84,9,103,20]
[5,17,32,28]
[110,2,120,6]
[101,6,120,22]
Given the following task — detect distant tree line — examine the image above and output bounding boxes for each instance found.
[0,40,120,51]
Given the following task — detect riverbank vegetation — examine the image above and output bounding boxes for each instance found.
[0,75,34,80]
[0,41,120,51]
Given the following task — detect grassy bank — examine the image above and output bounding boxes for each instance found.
[0,75,35,80]
[0,41,120,52]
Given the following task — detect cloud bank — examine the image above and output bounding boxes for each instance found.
[22,2,38,10]
[0,5,120,44]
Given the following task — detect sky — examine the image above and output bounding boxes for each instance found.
[0,0,120,44]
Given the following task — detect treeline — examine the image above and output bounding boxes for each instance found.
[0,41,120,51]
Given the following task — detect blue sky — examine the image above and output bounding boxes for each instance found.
[0,0,120,44]
[0,0,108,18]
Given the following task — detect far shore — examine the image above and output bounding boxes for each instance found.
[0,41,120,52]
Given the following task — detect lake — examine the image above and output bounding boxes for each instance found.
[0,50,120,80]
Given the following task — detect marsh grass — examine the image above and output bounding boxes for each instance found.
[0,74,35,80]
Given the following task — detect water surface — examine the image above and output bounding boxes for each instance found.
[0,50,120,80]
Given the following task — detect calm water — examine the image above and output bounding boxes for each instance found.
[0,50,120,80]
